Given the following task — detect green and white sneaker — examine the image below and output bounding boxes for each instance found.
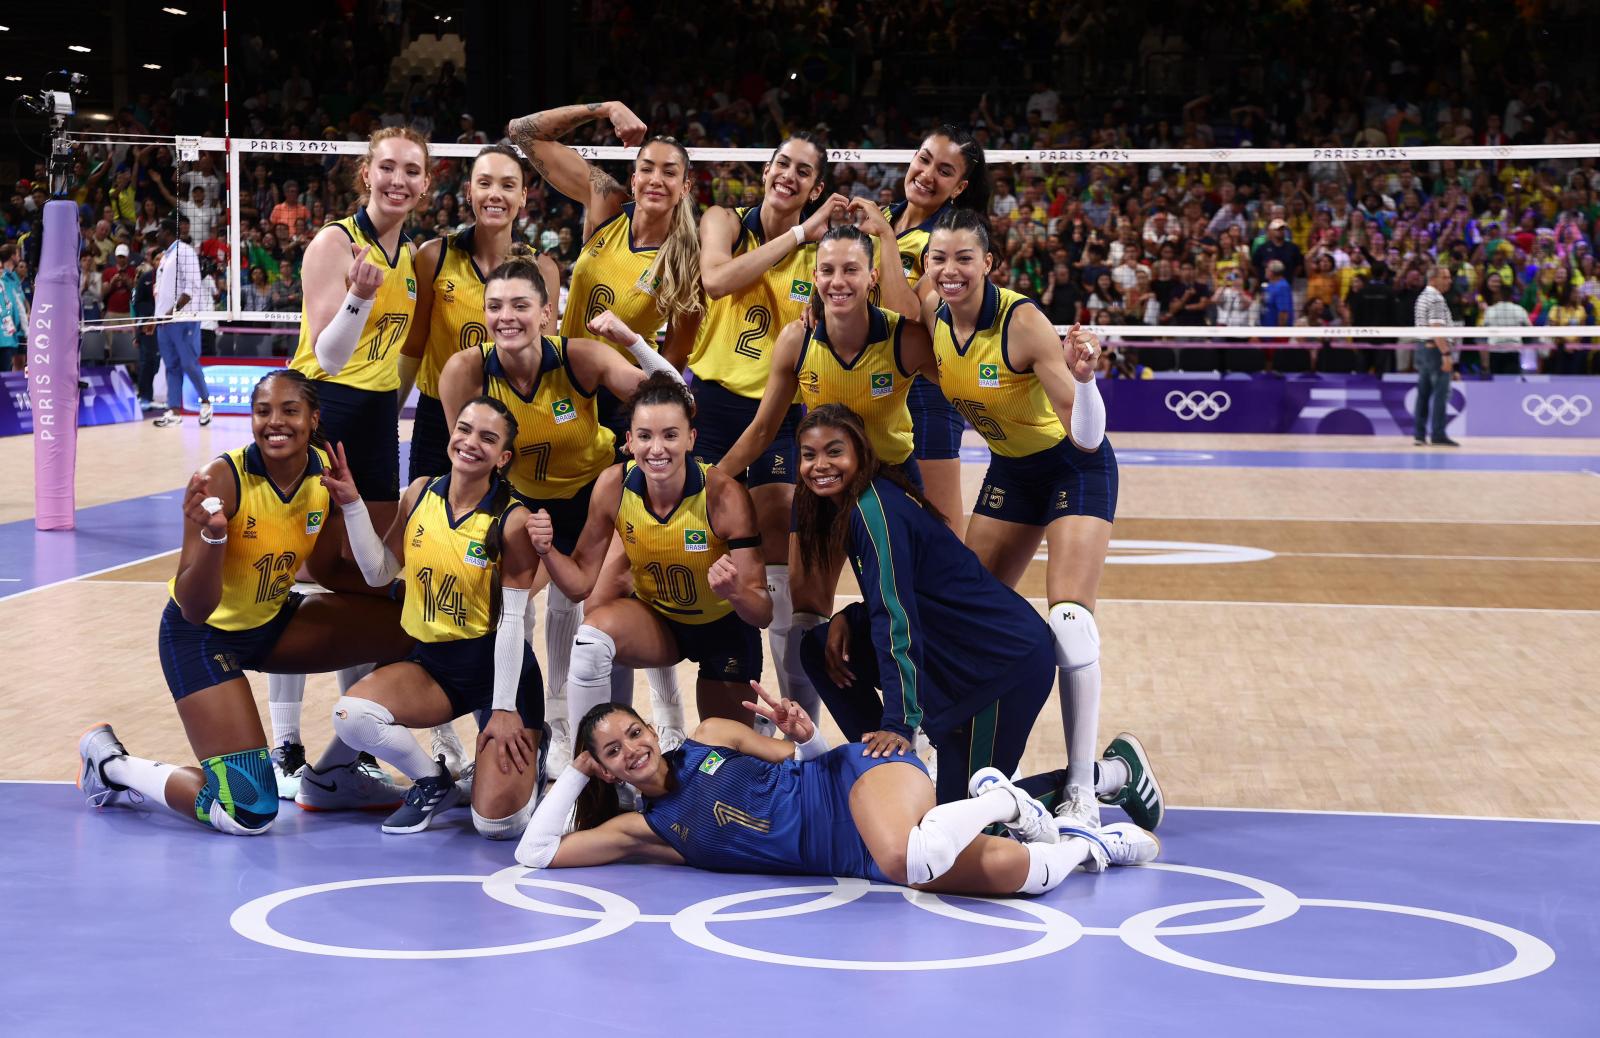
[1100,732,1164,831]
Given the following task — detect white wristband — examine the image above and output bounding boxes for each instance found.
[793,727,829,761]
[790,224,806,247]
[200,531,228,546]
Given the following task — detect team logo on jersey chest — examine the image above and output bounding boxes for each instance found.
[304,510,325,535]
[623,520,636,543]
[243,515,258,539]
[411,523,425,549]
[978,363,1000,389]
[788,279,813,304]
[464,540,489,568]
[635,269,662,296]
[684,529,709,552]
[698,750,726,775]
[441,279,456,303]
[405,277,417,301]
[552,397,576,424]
[870,372,894,398]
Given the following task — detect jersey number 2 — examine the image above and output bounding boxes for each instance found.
[734,305,771,360]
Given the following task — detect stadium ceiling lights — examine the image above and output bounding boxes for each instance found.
[162,7,188,14]
[143,63,162,70]
[68,45,91,53]
[4,76,21,82]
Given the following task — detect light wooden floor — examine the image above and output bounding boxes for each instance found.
[4,417,1599,820]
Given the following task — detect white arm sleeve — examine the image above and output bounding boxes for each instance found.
[514,767,590,868]
[793,727,831,761]
[625,333,684,384]
[340,498,402,586]
[1070,374,1106,450]
[313,289,374,375]
[492,587,530,713]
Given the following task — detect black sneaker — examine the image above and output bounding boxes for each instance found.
[1431,436,1461,447]
[270,740,307,800]
[1412,437,1425,446]
[381,757,460,834]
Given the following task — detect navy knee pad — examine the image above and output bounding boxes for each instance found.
[195,748,279,835]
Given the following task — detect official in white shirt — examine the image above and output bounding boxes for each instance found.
[152,219,213,427]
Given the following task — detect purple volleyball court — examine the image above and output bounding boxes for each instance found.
[8,782,1593,1035]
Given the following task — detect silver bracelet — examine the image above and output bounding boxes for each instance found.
[200,531,228,546]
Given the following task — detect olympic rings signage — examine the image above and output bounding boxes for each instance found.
[230,863,1555,989]
[1165,390,1233,422]
[1520,394,1593,428]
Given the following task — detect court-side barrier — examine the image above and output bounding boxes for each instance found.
[1,366,140,438]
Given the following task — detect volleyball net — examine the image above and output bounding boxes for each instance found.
[64,132,1600,362]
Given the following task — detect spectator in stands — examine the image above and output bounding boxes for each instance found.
[240,264,272,313]
[132,247,160,410]
[79,253,104,326]
[1040,262,1082,326]
[88,220,117,266]
[103,243,135,328]
[1259,259,1294,332]
[1252,218,1304,282]
[1479,280,1534,374]
[1213,268,1253,327]
[1084,271,1126,323]
[1165,257,1211,326]
[269,180,311,235]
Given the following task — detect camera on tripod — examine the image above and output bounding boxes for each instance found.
[15,71,90,198]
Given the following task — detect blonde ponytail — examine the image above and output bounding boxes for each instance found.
[637,136,703,322]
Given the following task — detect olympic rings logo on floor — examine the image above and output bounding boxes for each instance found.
[228,862,1555,988]
[1165,390,1232,422]
[1521,393,1592,427]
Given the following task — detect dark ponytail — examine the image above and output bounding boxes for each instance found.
[252,369,327,451]
[571,701,649,831]
[930,124,989,215]
[455,394,519,625]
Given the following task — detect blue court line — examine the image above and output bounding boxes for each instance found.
[961,445,1600,472]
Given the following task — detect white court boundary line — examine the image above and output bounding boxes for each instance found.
[9,776,1592,824]
[0,549,180,603]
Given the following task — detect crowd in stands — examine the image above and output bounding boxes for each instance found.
[0,0,1594,374]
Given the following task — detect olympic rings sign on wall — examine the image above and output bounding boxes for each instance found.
[1165,390,1233,422]
[229,862,1556,989]
[1521,394,1592,427]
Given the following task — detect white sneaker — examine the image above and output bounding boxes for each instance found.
[1098,822,1161,866]
[968,767,1058,844]
[544,720,572,777]
[198,400,213,425]
[152,410,181,427]
[430,723,468,778]
[295,754,407,811]
[1055,783,1101,831]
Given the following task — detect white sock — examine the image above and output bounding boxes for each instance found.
[905,788,1016,883]
[544,585,584,749]
[567,626,619,740]
[1095,756,1129,797]
[1061,661,1101,790]
[648,665,684,731]
[765,565,793,697]
[1018,838,1095,894]
[268,673,306,747]
[102,755,177,808]
[781,611,826,723]
[331,696,438,781]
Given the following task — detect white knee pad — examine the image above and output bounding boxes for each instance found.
[904,817,962,885]
[472,789,539,840]
[569,626,617,686]
[1048,602,1100,672]
[330,696,394,752]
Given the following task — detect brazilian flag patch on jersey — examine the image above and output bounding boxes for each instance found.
[684,529,709,553]
[978,363,1000,389]
[464,540,489,569]
[304,510,325,535]
[405,277,417,301]
[870,372,893,398]
[698,750,726,775]
[788,278,813,304]
[552,397,576,425]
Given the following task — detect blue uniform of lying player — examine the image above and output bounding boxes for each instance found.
[789,403,1155,823]
[514,692,1159,895]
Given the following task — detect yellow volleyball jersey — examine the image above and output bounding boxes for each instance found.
[290,210,417,392]
[794,305,914,464]
[417,227,491,398]
[932,283,1066,458]
[616,461,732,626]
[479,339,615,500]
[167,445,332,631]
[400,475,514,643]
[559,202,667,356]
[687,205,816,400]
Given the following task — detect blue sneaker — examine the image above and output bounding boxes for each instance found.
[381,758,460,834]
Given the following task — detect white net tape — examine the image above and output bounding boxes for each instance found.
[66,133,1600,344]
